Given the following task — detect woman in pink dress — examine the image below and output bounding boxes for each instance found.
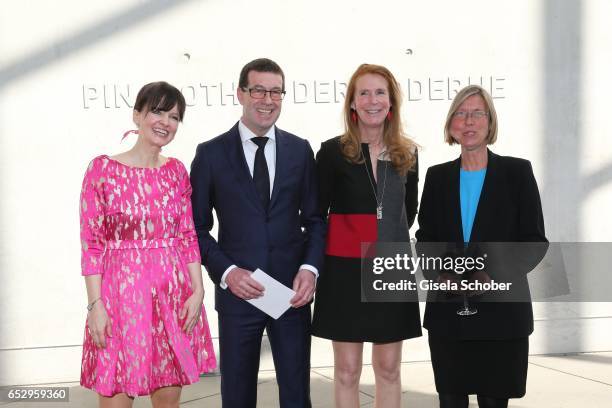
[79,81,216,407]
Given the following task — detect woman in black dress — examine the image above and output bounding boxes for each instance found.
[312,64,421,408]
[416,85,547,408]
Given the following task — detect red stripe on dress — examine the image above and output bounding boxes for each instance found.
[326,213,378,258]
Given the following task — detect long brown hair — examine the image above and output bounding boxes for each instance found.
[340,64,417,176]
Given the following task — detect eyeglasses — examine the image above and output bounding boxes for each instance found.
[242,87,286,101]
[453,110,489,120]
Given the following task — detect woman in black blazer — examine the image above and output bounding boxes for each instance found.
[416,85,547,408]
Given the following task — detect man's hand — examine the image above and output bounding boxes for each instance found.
[291,269,316,308]
[226,267,265,300]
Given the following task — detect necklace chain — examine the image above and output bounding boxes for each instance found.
[362,149,388,220]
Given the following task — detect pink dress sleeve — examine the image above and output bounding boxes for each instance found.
[177,161,201,264]
[80,157,107,276]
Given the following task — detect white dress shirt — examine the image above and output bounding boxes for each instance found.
[238,120,276,194]
[219,121,318,289]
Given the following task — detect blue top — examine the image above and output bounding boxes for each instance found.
[460,168,487,243]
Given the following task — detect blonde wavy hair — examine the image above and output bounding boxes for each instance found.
[340,64,417,176]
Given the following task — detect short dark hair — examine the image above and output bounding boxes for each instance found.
[134,81,186,121]
[238,58,285,91]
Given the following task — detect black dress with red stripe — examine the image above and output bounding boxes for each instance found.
[312,136,422,342]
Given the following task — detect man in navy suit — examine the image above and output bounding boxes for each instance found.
[190,58,325,408]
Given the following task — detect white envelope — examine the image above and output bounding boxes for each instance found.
[246,268,296,319]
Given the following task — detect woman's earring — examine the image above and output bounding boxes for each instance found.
[121,129,138,141]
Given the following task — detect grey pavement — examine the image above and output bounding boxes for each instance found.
[3,352,611,407]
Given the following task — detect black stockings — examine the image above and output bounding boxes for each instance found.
[439,393,468,408]
[439,393,509,408]
[477,395,509,408]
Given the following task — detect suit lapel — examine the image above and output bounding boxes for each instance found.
[449,157,465,243]
[467,149,496,242]
[270,127,290,208]
[222,122,265,214]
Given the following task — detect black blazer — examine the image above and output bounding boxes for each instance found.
[416,149,547,340]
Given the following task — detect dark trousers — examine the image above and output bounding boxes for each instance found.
[218,307,312,408]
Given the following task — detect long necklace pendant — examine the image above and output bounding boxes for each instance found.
[376,205,383,220]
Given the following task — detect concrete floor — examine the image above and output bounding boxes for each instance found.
[2,351,611,407]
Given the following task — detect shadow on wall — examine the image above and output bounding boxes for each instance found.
[0,0,196,89]
[542,0,582,355]
[541,0,612,354]
[0,0,200,387]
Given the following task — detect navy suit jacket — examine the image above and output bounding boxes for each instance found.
[191,122,326,315]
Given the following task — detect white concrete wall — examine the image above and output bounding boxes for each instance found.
[1,0,611,385]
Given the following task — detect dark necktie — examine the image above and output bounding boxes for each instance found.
[251,137,270,210]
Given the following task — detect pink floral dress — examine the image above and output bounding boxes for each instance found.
[79,155,216,397]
